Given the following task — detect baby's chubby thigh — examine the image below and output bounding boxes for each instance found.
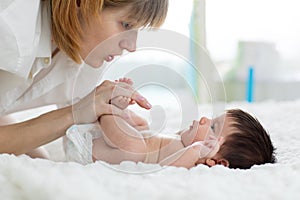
[143,133,162,164]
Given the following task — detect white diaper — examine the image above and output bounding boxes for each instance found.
[64,123,102,165]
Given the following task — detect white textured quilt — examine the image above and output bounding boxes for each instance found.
[1,100,300,200]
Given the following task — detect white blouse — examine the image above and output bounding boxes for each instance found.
[0,0,104,116]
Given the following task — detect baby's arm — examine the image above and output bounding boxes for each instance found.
[163,148,200,169]
[162,138,224,169]
[92,114,147,163]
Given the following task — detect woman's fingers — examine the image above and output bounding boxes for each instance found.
[96,80,151,109]
[71,79,152,124]
[114,79,151,109]
[109,83,152,110]
[101,104,130,120]
[131,92,152,109]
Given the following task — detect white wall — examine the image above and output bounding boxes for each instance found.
[206,0,300,101]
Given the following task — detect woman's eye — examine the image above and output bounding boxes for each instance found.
[121,22,132,30]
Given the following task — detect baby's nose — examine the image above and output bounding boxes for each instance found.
[199,117,210,125]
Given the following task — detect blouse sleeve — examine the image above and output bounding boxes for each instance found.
[0,0,41,78]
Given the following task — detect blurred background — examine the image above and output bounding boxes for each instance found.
[204,0,300,102]
[103,0,300,103]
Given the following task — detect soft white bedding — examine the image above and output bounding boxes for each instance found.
[1,100,300,200]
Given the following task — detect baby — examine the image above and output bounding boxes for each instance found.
[64,79,276,169]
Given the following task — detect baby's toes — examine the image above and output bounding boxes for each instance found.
[125,97,132,104]
[118,77,133,85]
[110,96,130,110]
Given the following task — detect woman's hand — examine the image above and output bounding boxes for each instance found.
[72,80,151,124]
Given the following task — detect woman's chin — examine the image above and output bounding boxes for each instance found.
[84,59,104,68]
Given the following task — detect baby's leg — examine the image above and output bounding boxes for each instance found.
[110,96,131,110]
[110,78,149,130]
[26,147,50,159]
[93,114,148,163]
[125,110,149,131]
[110,78,134,109]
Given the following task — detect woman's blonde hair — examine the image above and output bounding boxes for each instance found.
[51,0,169,63]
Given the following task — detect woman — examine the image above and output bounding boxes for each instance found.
[0,0,168,157]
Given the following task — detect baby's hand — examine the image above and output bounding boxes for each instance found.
[191,136,224,158]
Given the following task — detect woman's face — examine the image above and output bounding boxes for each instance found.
[79,7,138,67]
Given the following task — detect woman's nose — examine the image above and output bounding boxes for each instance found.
[199,117,210,125]
[120,40,136,52]
[119,30,137,52]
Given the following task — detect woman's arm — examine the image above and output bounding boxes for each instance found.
[0,79,151,156]
[0,106,73,155]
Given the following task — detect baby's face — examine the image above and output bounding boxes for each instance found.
[180,114,233,147]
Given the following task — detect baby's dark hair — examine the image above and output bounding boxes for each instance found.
[218,109,276,169]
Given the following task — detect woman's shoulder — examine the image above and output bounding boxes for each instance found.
[0,0,51,78]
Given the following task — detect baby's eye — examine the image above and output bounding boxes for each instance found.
[121,22,132,30]
[210,123,216,132]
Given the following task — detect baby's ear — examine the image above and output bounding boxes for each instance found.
[205,158,229,167]
[217,158,229,167]
[217,136,225,146]
[215,137,229,167]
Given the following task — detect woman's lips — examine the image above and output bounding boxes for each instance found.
[105,55,114,62]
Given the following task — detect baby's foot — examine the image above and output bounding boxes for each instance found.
[110,78,134,109]
[110,96,131,110]
[115,77,133,86]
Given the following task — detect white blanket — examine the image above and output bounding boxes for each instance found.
[1,100,300,200]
